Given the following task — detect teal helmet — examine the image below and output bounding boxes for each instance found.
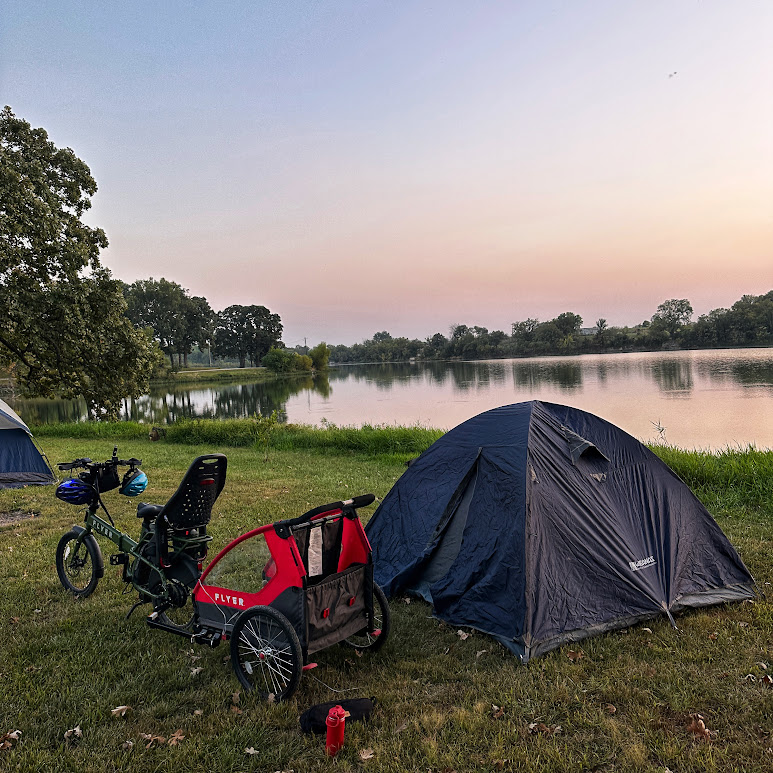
[119,469,148,497]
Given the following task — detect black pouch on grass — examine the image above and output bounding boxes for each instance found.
[299,697,376,734]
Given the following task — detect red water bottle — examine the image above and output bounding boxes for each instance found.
[325,705,346,756]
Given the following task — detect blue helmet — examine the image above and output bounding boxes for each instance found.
[56,477,96,506]
[120,469,148,497]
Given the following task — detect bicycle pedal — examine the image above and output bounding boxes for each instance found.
[110,553,129,566]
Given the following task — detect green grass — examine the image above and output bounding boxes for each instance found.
[34,419,445,461]
[0,430,771,772]
[152,367,310,386]
[155,366,268,382]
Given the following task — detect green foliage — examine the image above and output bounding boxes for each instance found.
[0,107,158,419]
[213,304,282,368]
[330,291,771,364]
[261,348,312,373]
[651,298,694,338]
[0,105,106,281]
[124,278,213,368]
[308,341,330,370]
[261,347,295,373]
[294,353,313,371]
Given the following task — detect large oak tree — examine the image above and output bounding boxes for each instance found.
[0,106,157,419]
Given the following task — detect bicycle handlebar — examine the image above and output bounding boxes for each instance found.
[57,452,142,472]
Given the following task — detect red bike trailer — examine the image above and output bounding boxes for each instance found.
[180,494,390,701]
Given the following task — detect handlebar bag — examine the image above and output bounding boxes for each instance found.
[96,465,121,493]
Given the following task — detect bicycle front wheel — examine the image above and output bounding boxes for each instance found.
[56,530,101,598]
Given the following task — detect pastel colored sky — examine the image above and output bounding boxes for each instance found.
[3,1,772,347]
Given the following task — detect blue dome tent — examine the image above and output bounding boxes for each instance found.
[366,401,756,662]
[0,399,56,489]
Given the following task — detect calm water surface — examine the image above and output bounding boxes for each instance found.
[12,349,773,450]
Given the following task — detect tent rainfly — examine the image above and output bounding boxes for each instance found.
[0,399,56,489]
[366,401,756,662]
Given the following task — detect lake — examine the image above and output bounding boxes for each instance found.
[10,348,773,450]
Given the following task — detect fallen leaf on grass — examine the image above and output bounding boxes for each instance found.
[167,729,185,747]
[140,733,166,749]
[190,667,203,676]
[245,747,259,755]
[111,705,131,717]
[231,706,243,715]
[64,725,82,744]
[642,627,653,634]
[267,693,276,705]
[528,722,562,735]
[359,748,375,760]
[566,650,584,662]
[456,630,470,640]
[232,691,240,705]
[708,632,718,641]
[402,597,411,604]
[121,740,133,751]
[395,720,409,733]
[605,704,617,715]
[686,713,713,742]
[492,704,505,719]
[761,675,773,688]
[193,709,204,716]
[0,730,22,751]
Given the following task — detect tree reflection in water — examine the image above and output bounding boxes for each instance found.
[9,351,773,438]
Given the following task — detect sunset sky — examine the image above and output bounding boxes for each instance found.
[3,1,772,347]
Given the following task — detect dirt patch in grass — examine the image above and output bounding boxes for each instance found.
[0,509,39,526]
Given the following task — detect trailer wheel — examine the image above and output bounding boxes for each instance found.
[342,583,391,653]
[230,606,302,702]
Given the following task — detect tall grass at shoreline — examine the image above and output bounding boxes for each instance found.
[34,418,445,459]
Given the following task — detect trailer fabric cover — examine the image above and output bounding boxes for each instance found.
[0,399,56,489]
[366,401,755,662]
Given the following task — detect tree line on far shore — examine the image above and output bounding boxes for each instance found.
[330,292,773,363]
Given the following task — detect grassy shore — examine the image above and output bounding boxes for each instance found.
[151,366,276,386]
[1,426,771,772]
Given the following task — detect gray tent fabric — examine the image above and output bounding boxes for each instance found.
[0,399,56,489]
[366,401,756,662]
